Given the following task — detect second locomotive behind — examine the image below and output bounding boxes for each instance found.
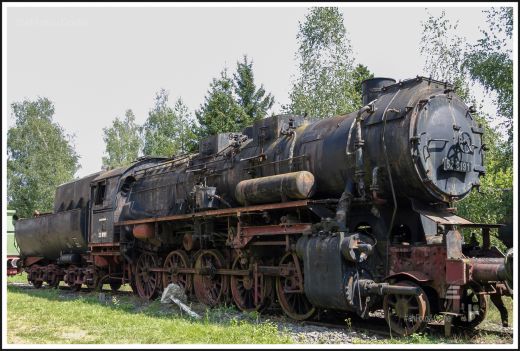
[15,76,513,336]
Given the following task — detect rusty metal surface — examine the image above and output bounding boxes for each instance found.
[469,260,507,282]
[162,250,192,294]
[276,251,315,320]
[388,245,448,297]
[384,271,431,282]
[134,252,160,300]
[133,223,154,239]
[115,199,312,226]
[193,250,228,307]
[241,224,312,237]
[230,257,272,312]
[383,280,430,336]
[414,209,474,225]
[445,259,467,285]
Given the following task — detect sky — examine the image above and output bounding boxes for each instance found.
[3,4,510,178]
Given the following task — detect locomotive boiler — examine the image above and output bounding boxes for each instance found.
[14,76,513,336]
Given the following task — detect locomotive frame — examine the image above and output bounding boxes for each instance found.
[13,76,514,337]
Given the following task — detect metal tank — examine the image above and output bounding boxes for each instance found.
[14,172,100,260]
[15,208,88,260]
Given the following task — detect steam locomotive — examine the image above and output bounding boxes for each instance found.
[14,76,513,336]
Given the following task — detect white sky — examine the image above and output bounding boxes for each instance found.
[3,4,510,178]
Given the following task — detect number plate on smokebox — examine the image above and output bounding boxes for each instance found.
[443,158,471,172]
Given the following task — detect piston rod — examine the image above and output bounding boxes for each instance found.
[360,280,421,296]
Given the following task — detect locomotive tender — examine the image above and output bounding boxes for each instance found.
[14,76,513,336]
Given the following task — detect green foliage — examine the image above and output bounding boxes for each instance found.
[7,98,80,218]
[196,68,249,137]
[421,8,513,155]
[172,97,199,154]
[196,57,274,138]
[286,7,364,118]
[420,9,513,247]
[234,55,275,122]
[420,11,466,83]
[102,109,142,169]
[143,89,198,157]
[463,7,513,163]
[351,64,375,108]
[457,117,512,252]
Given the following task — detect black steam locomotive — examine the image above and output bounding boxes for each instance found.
[14,77,513,336]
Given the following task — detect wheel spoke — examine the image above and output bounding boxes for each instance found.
[194,250,226,307]
[384,281,430,336]
[276,252,315,320]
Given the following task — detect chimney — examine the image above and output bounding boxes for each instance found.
[361,78,396,105]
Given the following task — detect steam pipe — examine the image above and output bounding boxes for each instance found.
[381,90,401,275]
[210,194,232,208]
[354,104,373,200]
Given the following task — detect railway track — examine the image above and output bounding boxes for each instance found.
[299,312,514,339]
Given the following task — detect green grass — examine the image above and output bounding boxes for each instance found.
[6,279,291,344]
[486,295,513,326]
[7,274,513,344]
[7,272,27,284]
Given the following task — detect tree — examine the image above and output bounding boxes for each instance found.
[195,68,249,137]
[233,55,274,122]
[172,97,198,154]
[419,9,513,250]
[7,98,80,218]
[286,7,359,118]
[464,7,513,166]
[420,11,467,84]
[143,89,197,157]
[102,109,142,169]
[351,64,375,107]
[421,8,513,146]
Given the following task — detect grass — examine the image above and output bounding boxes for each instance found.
[6,273,513,345]
[352,331,509,345]
[486,295,513,326]
[7,273,291,344]
[7,272,27,284]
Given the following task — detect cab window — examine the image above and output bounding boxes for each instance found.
[95,182,106,205]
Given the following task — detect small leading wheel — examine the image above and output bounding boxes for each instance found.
[162,250,192,294]
[383,281,430,336]
[453,283,488,329]
[276,252,315,320]
[135,252,161,300]
[193,250,228,306]
[230,256,272,312]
